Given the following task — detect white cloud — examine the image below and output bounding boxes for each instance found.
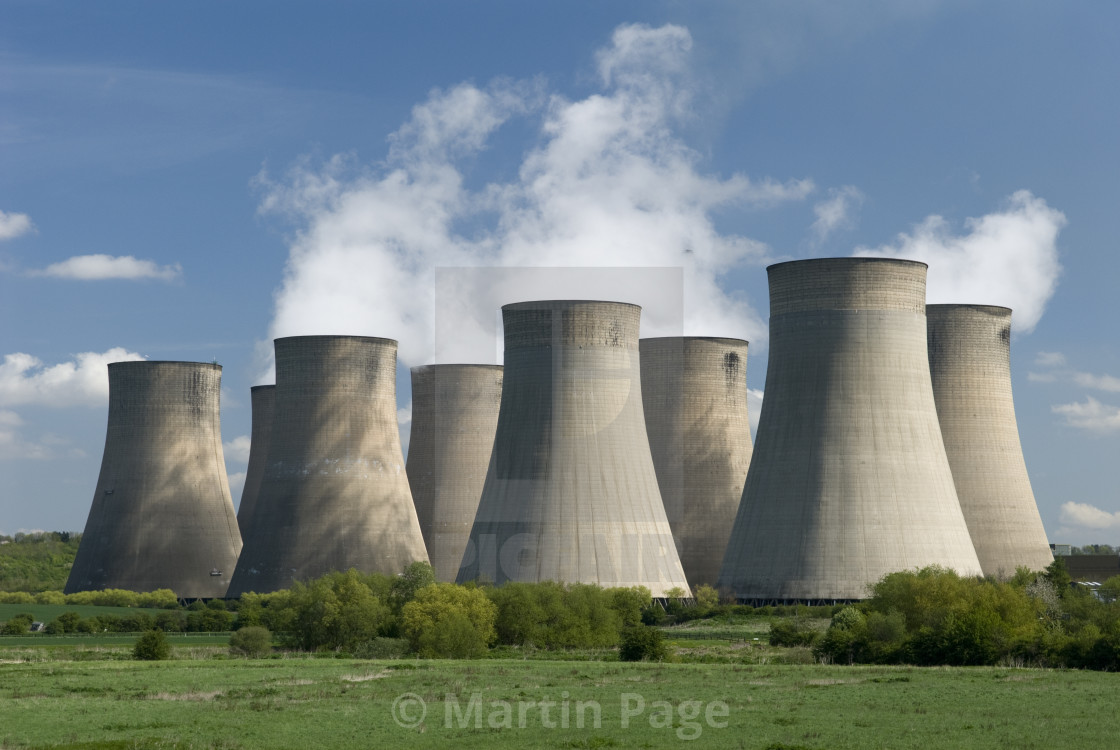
[0,410,50,460]
[227,471,246,500]
[1052,397,1120,433]
[0,347,146,407]
[1035,351,1066,367]
[811,185,864,243]
[1060,501,1120,530]
[223,435,252,464]
[854,190,1065,332]
[747,388,763,439]
[0,210,33,241]
[29,254,181,281]
[1072,372,1120,393]
[398,403,412,458]
[257,24,814,372]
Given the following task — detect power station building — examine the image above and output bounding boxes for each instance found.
[718,258,982,602]
[66,361,242,598]
[406,364,503,582]
[457,300,692,597]
[235,384,275,536]
[228,336,428,596]
[927,304,1053,576]
[640,337,753,588]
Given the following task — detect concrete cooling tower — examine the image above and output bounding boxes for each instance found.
[639,337,753,588]
[457,300,692,597]
[406,364,503,582]
[235,384,275,536]
[718,258,982,603]
[927,304,1053,576]
[228,336,428,596]
[66,361,242,598]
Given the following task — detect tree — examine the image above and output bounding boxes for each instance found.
[282,570,391,652]
[133,629,171,660]
[401,583,496,658]
[619,625,668,662]
[1,613,34,634]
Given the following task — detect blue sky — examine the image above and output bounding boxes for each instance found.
[1,1,1117,543]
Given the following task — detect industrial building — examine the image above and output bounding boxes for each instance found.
[457,300,692,597]
[235,384,275,537]
[406,364,503,582]
[718,258,982,602]
[66,361,242,598]
[640,337,753,587]
[228,336,428,596]
[927,304,1053,576]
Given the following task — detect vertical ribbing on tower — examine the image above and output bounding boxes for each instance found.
[718,258,981,602]
[228,336,427,596]
[927,304,1053,576]
[406,364,503,582]
[640,337,753,588]
[66,361,242,597]
[457,300,691,597]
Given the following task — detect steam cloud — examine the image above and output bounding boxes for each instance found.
[257,23,813,370]
[855,190,1065,332]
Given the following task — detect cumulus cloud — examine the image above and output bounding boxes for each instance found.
[0,210,33,241]
[811,185,864,244]
[1060,501,1120,529]
[29,254,182,281]
[1029,351,1120,394]
[0,348,146,407]
[855,190,1065,332]
[257,23,813,373]
[1035,352,1066,367]
[223,435,252,464]
[1052,397,1120,433]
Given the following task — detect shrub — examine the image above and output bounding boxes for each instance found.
[282,570,391,652]
[619,625,668,662]
[769,619,818,647]
[401,583,496,658]
[35,590,66,605]
[609,586,651,627]
[46,611,82,634]
[694,584,719,611]
[390,561,436,612]
[136,589,179,609]
[351,637,409,659]
[133,629,171,660]
[2,613,34,634]
[0,592,34,604]
[229,626,272,658]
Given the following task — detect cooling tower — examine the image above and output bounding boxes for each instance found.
[406,364,503,582]
[227,336,428,596]
[639,337,753,588]
[235,384,275,537]
[65,361,242,598]
[927,304,1053,575]
[457,300,691,597]
[718,258,982,602]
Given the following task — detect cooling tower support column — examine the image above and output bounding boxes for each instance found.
[228,336,428,596]
[406,364,503,583]
[457,300,691,597]
[236,384,275,537]
[640,337,753,588]
[718,258,982,603]
[927,304,1053,575]
[65,361,242,598]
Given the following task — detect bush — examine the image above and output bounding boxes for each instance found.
[35,590,66,605]
[694,584,719,611]
[401,583,496,658]
[2,613,34,634]
[769,619,818,647]
[619,625,668,662]
[609,586,651,627]
[133,629,171,660]
[281,570,391,652]
[229,626,272,658]
[136,589,179,609]
[487,582,623,649]
[351,637,409,659]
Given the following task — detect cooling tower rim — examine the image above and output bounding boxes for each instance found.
[250,384,276,392]
[640,336,748,346]
[502,299,642,312]
[410,363,504,373]
[926,303,1012,314]
[108,360,220,370]
[767,257,928,272]
[273,334,399,346]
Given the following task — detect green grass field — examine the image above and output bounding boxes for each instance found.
[0,603,171,623]
[0,657,1116,749]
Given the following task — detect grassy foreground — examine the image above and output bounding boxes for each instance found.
[1,658,1116,749]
